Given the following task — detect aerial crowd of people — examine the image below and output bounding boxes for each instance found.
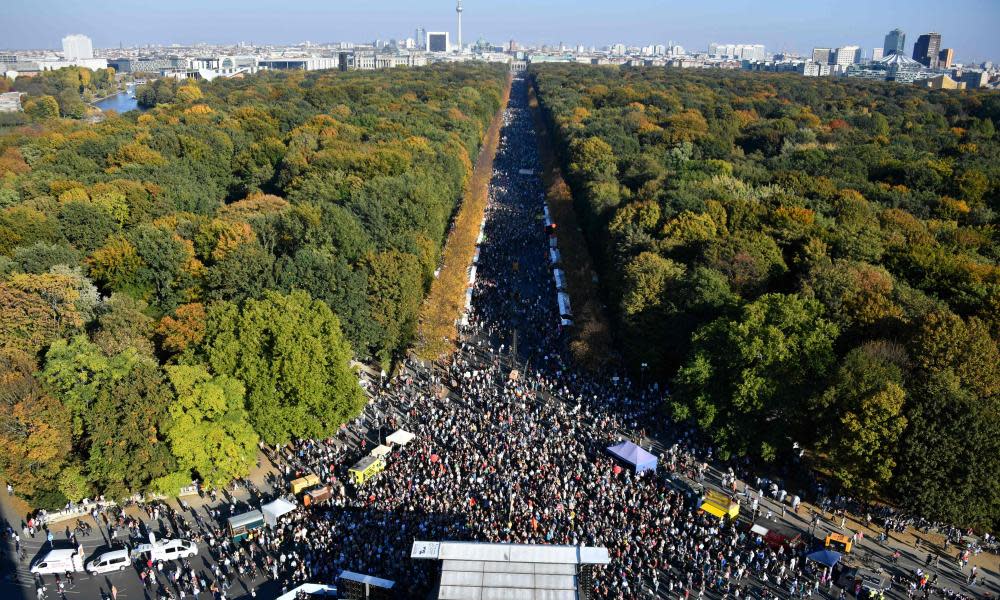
[2,76,994,600]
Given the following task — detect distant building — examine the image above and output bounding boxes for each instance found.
[257,56,337,71]
[0,91,23,113]
[415,28,426,48]
[938,48,954,69]
[919,74,965,89]
[846,52,930,83]
[62,34,94,60]
[0,54,17,65]
[811,48,833,65]
[913,33,942,68]
[426,32,449,53]
[710,43,766,61]
[833,46,862,68]
[872,48,884,62]
[800,62,832,77]
[957,70,988,89]
[883,28,906,56]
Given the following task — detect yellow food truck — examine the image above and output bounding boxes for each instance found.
[349,456,386,485]
[700,489,740,520]
[290,474,320,495]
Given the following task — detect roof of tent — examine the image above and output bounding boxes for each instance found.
[386,429,415,446]
[806,549,842,568]
[261,498,296,526]
[607,441,657,468]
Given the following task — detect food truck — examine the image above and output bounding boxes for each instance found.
[700,489,740,520]
[303,485,333,507]
[348,456,386,485]
[228,510,264,542]
[290,474,321,495]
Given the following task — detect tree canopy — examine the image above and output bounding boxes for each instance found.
[532,64,1000,529]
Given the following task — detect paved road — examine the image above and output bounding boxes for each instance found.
[0,482,286,600]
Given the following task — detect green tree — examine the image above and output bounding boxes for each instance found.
[813,342,908,496]
[201,290,364,444]
[672,293,839,460]
[164,365,258,489]
[23,95,60,121]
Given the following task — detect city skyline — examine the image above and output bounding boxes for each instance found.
[6,0,1000,62]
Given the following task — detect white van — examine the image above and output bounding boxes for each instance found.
[132,538,198,562]
[30,549,85,574]
[86,549,131,574]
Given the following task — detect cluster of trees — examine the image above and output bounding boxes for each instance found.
[0,63,506,507]
[4,67,120,122]
[532,65,1000,529]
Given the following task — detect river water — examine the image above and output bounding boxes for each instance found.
[94,91,142,113]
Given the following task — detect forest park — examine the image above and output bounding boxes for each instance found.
[532,64,1000,530]
[0,64,507,507]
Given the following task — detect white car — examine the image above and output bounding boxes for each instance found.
[133,538,198,562]
[86,549,131,574]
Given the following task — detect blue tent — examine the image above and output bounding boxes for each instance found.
[607,441,657,474]
[806,549,842,568]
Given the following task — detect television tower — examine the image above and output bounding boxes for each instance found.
[456,0,463,52]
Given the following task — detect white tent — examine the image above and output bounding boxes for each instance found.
[557,292,572,317]
[370,444,392,458]
[549,248,561,265]
[553,268,566,290]
[262,498,297,527]
[386,429,415,446]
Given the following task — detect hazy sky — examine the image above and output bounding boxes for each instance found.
[5,0,1000,62]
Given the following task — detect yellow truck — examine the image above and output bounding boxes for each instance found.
[349,456,386,485]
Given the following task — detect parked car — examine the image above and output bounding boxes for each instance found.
[86,548,131,574]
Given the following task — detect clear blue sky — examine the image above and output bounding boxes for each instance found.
[6,0,1000,62]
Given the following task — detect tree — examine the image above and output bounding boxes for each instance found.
[0,349,72,499]
[672,293,839,460]
[164,365,258,489]
[128,225,196,311]
[83,358,175,497]
[0,270,97,355]
[91,294,156,356]
[201,291,365,444]
[895,370,1000,530]
[364,250,424,363]
[813,342,908,496]
[156,302,206,355]
[23,95,59,121]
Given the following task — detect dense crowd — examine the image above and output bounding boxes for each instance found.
[4,76,993,600]
[235,77,992,600]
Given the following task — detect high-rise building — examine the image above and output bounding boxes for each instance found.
[61,34,93,60]
[872,48,884,62]
[833,46,862,68]
[883,28,906,56]
[938,48,954,69]
[426,32,449,53]
[415,28,426,48]
[913,33,942,68]
[812,48,833,65]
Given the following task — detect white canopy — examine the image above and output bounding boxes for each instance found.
[557,292,572,317]
[553,268,566,290]
[370,444,392,458]
[386,429,415,446]
[261,498,297,527]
